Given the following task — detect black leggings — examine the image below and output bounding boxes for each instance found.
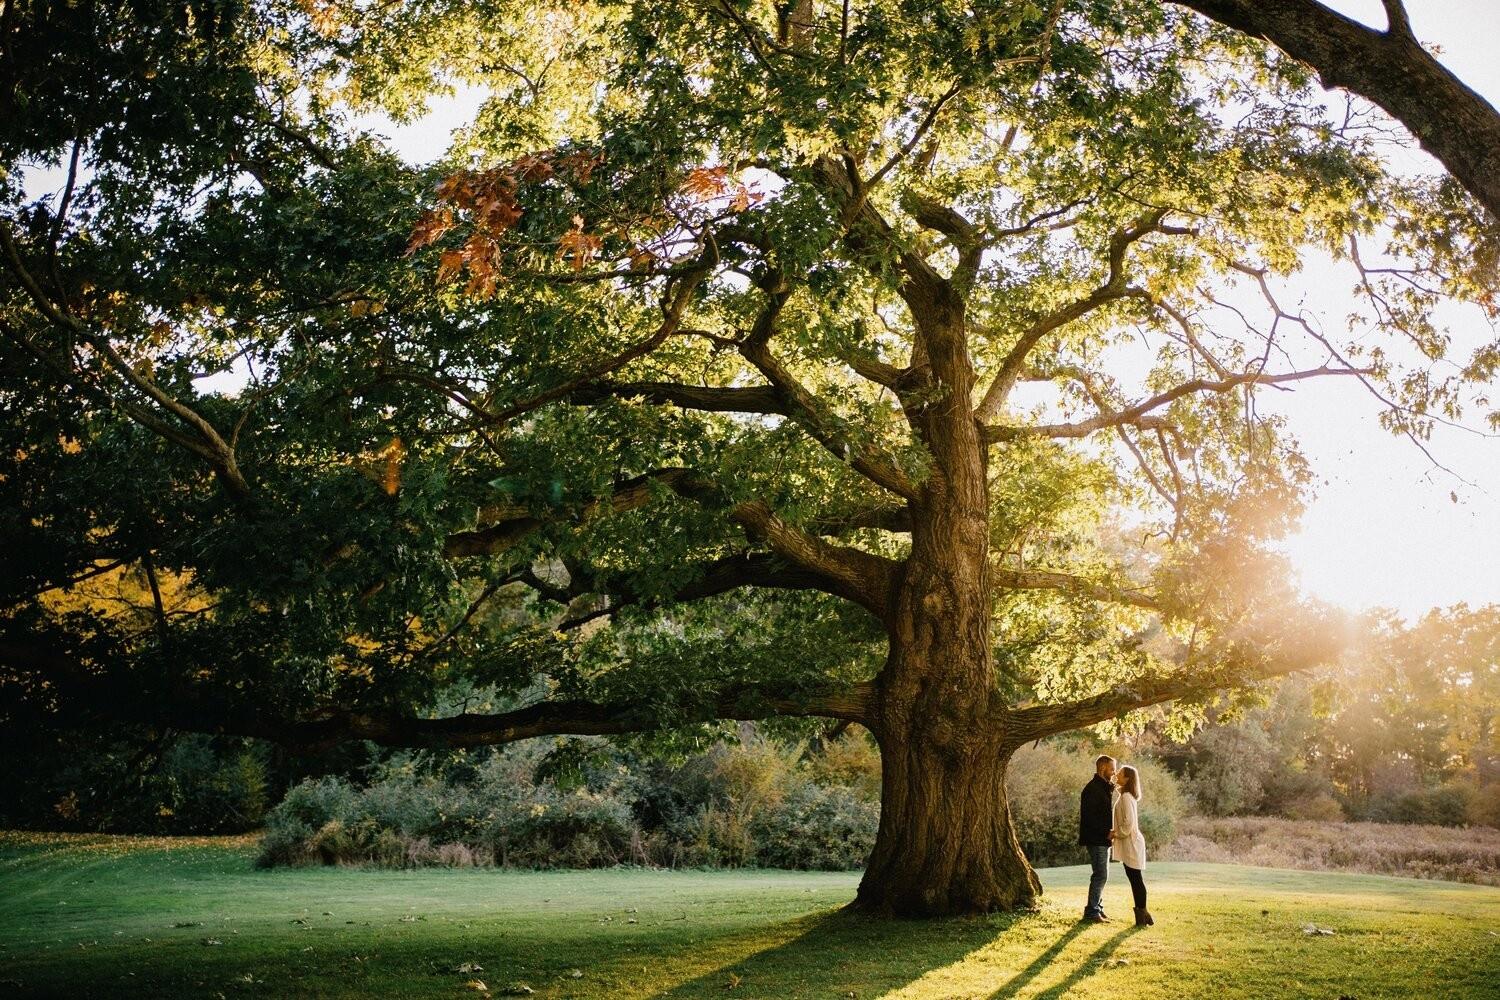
[1123,865,1147,909]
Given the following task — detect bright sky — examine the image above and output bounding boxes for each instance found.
[19,1,1500,619]
[1247,0,1500,619]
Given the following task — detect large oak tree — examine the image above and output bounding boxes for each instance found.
[3,0,1497,915]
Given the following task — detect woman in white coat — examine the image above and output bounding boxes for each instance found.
[1111,764,1153,926]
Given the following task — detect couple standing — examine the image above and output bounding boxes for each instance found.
[1079,753,1154,926]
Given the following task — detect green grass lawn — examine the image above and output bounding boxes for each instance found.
[1,832,1497,999]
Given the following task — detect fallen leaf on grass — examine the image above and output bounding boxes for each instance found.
[201,938,223,946]
[569,969,583,978]
[455,962,484,973]
[464,979,489,993]
[725,972,742,989]
[498,986,534,997]
[1301,924,1336,936]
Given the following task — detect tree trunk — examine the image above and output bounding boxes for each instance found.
[855,717,1041,916]
[851,436,1041,915]
[842,280,1041,916]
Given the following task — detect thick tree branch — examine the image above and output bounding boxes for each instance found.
[737,281,921,502]
[0,633,874,752]
[998,613,1345,751]
[1170,0,1500,220]
[445,467,899,617]
[255,679,875,753]
[727,500,900,618]
[903,190,984,291]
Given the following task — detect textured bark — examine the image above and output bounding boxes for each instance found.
[1173,0,1500,220]
[850,291,1042,916]
[857,723,1040,916]
[856,596,1042,914]
[854,531,1042,915]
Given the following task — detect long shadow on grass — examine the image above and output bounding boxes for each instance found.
[990,926,1137,999]
[645,907,1029,999]
[645,908,1142,1000]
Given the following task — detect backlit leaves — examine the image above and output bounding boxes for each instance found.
[407,147,607,293]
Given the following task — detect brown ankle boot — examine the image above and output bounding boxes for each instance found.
[1134,906,1154,926]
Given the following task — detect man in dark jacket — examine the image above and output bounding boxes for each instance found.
[1079,754,1117,922]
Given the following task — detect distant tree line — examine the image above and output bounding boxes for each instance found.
[1156,605,1500,827]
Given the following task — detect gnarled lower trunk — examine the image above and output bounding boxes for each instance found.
[855,721,1039,916]
[851,505,1042,917]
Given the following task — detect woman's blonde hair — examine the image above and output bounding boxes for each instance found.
[1119,764,1141,800]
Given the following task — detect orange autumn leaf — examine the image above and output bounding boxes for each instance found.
[557,221,603,272]
[378,436,405,496]
[512,153,554,182]
[681,166,729,201]
[405,207,454,254]
[437,249,466,283]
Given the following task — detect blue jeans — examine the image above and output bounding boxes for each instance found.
[1085,845,1110,915]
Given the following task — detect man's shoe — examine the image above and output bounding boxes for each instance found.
[1082,911,1107,923]
[1134,907,1154,926]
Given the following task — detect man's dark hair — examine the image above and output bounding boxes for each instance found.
[1094,755,1115,771]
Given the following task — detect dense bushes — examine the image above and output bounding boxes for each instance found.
[258,732,878,870]
[259,746,641,869]
[1352,782,1476,827]
[1007,743,1185,867]
[0,729,272,835]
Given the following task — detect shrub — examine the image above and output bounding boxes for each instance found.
[750,783,880,870]
[1468,783,1500,829]
[256,734,866,871]
[1,730,273,835]
[802,732,881,802]
[510,790,636,867]
[1359,782,1476,827]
